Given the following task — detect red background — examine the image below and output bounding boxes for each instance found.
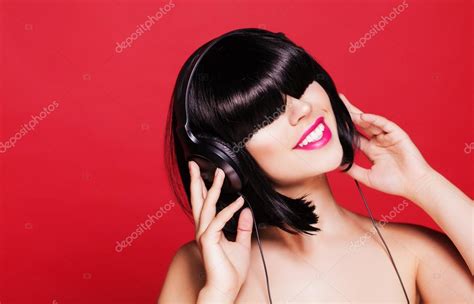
[0,0,472,303]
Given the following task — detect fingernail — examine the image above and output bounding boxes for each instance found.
[214,168,221,177]
[236,196,244,204]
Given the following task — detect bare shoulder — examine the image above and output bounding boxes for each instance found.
[382,221,472,302]
[350,211,469,273]
[172,240,203,270]
[351,211,471,299]
[157,240,205,304]
[357,216,460,262]
[382,220,445,242]
[381,221,462,262]
[351,210,459,256]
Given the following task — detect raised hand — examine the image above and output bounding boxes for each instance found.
[339,93,434,200]
[188,160,254,303]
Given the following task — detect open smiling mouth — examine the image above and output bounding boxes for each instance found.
[292,116,332,150]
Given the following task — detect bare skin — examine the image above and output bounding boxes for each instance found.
[158,83,473,303]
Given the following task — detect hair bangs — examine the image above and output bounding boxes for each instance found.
[187,30,316,145]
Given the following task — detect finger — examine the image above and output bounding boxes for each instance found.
[360,113,401,135]
[345,163,371,187]
[189,161,204,226]
[376,130,402,145]
[235,207,254,249]
[339,94,384,138]
[339,93,363,115]
[353,114,385,138]
[197,168,226,238]
[203,196,245,244]
[360,113,411,145]
[200,178,208,198]
[357,136,375,162]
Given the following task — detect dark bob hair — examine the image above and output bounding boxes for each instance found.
[164,28,359,241]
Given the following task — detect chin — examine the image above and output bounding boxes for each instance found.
[321,137,345,173]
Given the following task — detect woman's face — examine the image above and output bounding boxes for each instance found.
[244,81,343,188]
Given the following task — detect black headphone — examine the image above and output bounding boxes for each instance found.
[175,30,248,194]
[174,29,410,304]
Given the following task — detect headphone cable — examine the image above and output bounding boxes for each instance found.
[237,192,273,304]
[354,179,410,304]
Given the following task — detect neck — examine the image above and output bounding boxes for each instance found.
[258,174,355,253]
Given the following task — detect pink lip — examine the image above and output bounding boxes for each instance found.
[292,116,332,150]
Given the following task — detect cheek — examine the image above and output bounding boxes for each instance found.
[246,139,312,185]
[245,133,290,176]
[246,132,283,159]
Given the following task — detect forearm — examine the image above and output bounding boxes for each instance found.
[408,168,474,273]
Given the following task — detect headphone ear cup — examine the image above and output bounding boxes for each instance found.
[190,135,246,193]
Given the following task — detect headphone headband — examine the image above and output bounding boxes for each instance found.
[178,30,247,193]
[183,30,242,138]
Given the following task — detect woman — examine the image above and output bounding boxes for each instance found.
[158,28,472,303]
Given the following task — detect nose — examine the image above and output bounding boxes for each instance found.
[287,97,312,126]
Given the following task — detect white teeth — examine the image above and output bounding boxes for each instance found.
[298,123,325,147]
